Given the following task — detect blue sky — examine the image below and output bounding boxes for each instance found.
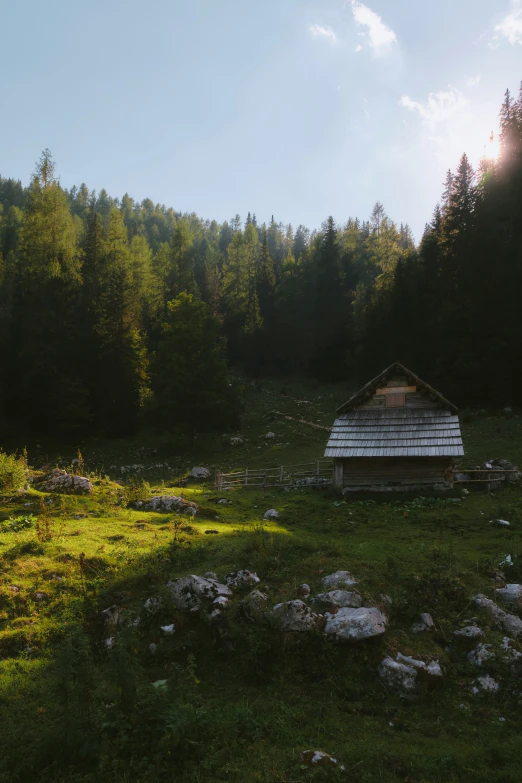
[1,0,521,239]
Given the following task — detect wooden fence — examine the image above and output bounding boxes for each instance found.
[453,468,519,491]
[215,459,333,490]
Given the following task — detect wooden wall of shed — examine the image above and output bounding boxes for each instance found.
[356,374,445,411]
[342,457,453,491]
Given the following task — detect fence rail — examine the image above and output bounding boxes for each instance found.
[215,460,333,490]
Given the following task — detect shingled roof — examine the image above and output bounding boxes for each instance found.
[324,408,464,458]
[325,363,464,459]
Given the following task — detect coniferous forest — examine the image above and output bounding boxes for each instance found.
[1,83,522,439]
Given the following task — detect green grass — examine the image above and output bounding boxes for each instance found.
[1,378,522,782]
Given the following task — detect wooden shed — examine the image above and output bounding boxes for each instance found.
[325,362,464,492]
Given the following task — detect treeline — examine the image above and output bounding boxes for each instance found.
[1,82,521,436]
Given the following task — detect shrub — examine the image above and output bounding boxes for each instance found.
[0,450,28,492]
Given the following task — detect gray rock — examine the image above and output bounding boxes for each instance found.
[321,570,357,589]
[190,467,210,479]
[454,625,484,639]
[395,652,442,678]
[272,599,320,632]
[310,590,363,612]
[490,519,511,527]
[263,509,279,520]
[473,593,522,638]
[324,607,386,641]
[160,624,175,635]
[135,495,198,514]
[294,476,330,487]
[203,571,218,581]
[264,432,275,440]
[501,636,522,663]
[468,643,495,666]
[411,612,435,633]
[300,750,345,770]
[471,675,499,694]
[144,596,162,613]
[297,583,311,598]
[241,589,268,621]
[496,584,522,606]
[225,569,260,587]
[378,656,418,698]
[100,605,121,629]
[40,469,93,495]
[167,575,232,611]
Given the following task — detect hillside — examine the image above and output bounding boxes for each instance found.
[1,378,522,782]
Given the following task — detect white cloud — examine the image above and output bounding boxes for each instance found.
[309,24,337,42]
[355,44,363,52]
[494,1,522,45]
[465,74,481,87]
[399,88,469,128]
[399,87,475,165]
[350,1,397,55]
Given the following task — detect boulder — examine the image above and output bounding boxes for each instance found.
[454,625,484,639]
[272,600,321,632]
[321,570,357,589]
[501,636,522,663]
[190,467,210,479]
[473,593,522,638]
[496,584,522,606]
[488,458,521,483]
[263,509,279,520]
[241,589,268,621]
[167,575,232,611]
[467,643,495,666]
[100,605,121,629]
[296,583,310,598]
[310,590,363,612]
[471,675,499,694]
[224,435,243,446]
[134,496,198,515]
[324,607,386,641]
[411,612,435,633]
[225,569,260,587]
[40,469,93,495]
[300,750,345,770]
[378,656,419,698]
[379,653,441,698]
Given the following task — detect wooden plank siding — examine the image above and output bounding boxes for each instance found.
[341,457,452,491]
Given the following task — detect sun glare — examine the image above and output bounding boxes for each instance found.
[484,132,500,160]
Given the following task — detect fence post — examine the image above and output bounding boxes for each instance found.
[216,471,221,489]
[245,468,248,487]
[280,465,284,484]
[316,460,320,475]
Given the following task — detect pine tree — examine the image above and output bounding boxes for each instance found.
[153,293,241,434]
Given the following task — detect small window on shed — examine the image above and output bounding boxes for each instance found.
[386,392,405,407]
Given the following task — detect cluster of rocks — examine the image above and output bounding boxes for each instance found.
[271,570,388,642]
[378,653,442,699]
[38,469,93,495]
[447,587,522,696]
[222,435,244,446]
[133,496,198,515]
[456,458,521,486]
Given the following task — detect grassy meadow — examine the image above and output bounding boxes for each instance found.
[1,378,522,782]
